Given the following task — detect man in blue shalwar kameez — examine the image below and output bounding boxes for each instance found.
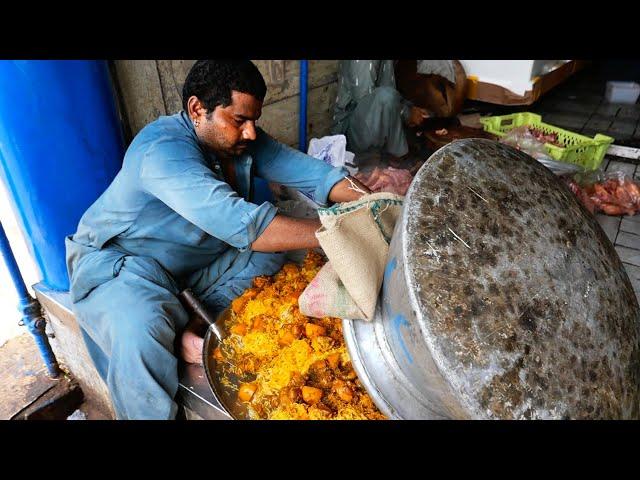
[65,60,370,419]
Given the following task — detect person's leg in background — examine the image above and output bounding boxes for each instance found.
[345,86,409,160]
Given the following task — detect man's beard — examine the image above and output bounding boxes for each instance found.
[231,142,249,155]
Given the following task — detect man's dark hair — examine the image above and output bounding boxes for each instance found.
[181,60,267,113]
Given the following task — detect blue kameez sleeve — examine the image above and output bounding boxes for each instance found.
[250,128,349,206]
[139,137,277,251]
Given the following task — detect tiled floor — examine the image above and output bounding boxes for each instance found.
[530,68,640,144]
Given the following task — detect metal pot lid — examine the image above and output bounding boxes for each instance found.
[405,139,640,418]
[347,138,640,419]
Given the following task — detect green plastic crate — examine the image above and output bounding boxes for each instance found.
[479,112,614,170]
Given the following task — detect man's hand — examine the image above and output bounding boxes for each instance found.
[179,324,205,365]
[407,106,430,128]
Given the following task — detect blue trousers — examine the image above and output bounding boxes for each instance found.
[72,249,286,420]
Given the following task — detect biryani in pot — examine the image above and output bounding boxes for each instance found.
[212,251,386,420]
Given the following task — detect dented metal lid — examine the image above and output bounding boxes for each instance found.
[345,139,640,419]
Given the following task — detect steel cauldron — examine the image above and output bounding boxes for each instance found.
[343,139,640,419]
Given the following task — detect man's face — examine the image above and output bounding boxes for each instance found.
[197,90,262,158]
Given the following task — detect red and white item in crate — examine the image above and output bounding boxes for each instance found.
[564,170,640,216]
[499,126,562,160]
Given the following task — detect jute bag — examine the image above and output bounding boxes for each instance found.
[299,192,404,320]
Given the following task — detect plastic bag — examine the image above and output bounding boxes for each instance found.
[500,126,552,160]
[307,134,357,175]
[499,126,583,176]
[565,169,640,216]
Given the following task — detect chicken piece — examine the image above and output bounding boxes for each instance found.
[600,203,627,216]
[231,296,249,315]
[305,323,326,339]
[238,383,257,402]
[279,386,301,405]
[308,403,333,419]
[278,330,295,346]
[252,315,267,332]
[230,323,247,336]
[301,386,323,405]
[282,263,300,276]
[624,180,640,201]
[308,359,334,390]
[291,324,303,338]
[333,379,354,403]
[289,371,306,388]
[338,362,358,381]
[278,324,304,346]
[326,353,341,370]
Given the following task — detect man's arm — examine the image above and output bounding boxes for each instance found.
[251,215,320,252]
[251,129,353,206]
[140,139,278,252]
[328,176,371,203]
[251,176,372,252]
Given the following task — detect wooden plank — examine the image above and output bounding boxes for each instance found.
[596,214,621,243]
[0,334,59,420]
[616,231,640,250]
[616,246,640,266]
[114,60,339,137]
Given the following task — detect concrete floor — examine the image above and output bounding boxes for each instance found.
[0,332,113,420]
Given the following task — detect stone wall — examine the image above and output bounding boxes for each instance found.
[112,60,339,148]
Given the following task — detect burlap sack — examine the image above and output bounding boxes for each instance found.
[299,192,404,320]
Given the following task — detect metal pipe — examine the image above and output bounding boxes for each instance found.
[298,60,309,151]
[0,221,60,378]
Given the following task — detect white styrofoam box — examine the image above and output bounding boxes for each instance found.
[605,81,640,104]
[459,60,567,97]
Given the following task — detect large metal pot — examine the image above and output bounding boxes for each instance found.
[344,139,640,419]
